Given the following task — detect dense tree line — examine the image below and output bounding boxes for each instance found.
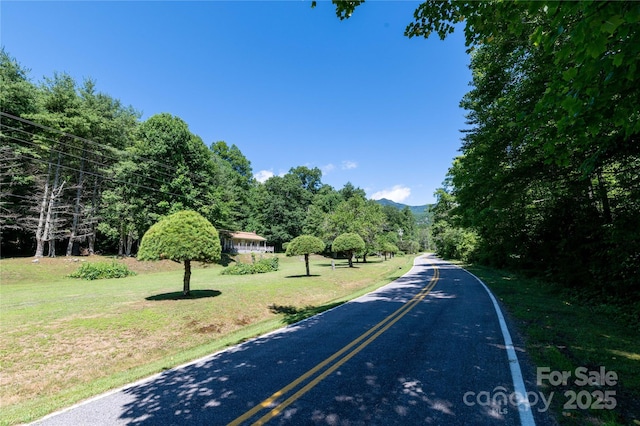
[336,1,638,298]
[1,48,429,258]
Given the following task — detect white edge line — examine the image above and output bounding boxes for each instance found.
[459,265,537,426]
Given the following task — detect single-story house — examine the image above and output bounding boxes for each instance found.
[220,231,274,254]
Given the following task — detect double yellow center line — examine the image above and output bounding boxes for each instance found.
[229,262,439,426]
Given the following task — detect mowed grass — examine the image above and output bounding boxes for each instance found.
[0,253,413,425]
[465,264,640,426]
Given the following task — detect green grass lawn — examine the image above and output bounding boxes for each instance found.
[465,264,640,426]
[4,254,636,425]
[0,253,413,425]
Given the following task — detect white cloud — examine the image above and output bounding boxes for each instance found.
[342,160,358,170]
[370,185,411,203]
[254,170,274,183]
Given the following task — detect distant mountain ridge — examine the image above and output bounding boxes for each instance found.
[374,198,432,224]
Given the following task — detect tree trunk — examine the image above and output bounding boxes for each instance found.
[42,184,58,257]
[347,251,353,267]
[183,259,191,296]
[87,231,95,255]
[125,231,134,257]
[46,153,65,258]
[67,149,86,256]
[47,185,63,258]
[304,253,310,276]
[596,170,613,224]
[118,223,125,257]
[34,182,49,258]
[87,177,100,255]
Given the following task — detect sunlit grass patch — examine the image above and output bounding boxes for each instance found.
[0,253,412,425]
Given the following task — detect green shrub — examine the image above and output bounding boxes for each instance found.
[69,261,137,280]
[264,256,278,271]
[252,262,272,274]
[435,227,478,262]
[221,262,254,275]
[221,257,279,275]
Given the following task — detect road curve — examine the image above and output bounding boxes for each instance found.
[32,254,555,425]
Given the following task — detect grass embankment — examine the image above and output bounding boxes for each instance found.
[0,253,412,425]
[466,264,640,426]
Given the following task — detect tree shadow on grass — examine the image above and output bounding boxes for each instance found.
[269,302,344,325]
[146,290,221,301]
[285,274,321,278]
[316,263,360,268]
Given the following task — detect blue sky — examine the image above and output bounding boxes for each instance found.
[1,1,471,205]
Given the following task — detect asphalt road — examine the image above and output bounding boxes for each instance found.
[32,254,555,425]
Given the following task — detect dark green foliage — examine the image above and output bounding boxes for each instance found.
[355,0,640,298]
[329,0,364,20]
[68,261,136,280]
[137,210,221,263]
[332,232,365,268]
[250,167,322,251]
[138,210,221,296]
[375,234,400,261]
[221,262,255,276]
[338,182,366,200]
[428,186,478,261]
[221,257,279,275]
[332,232,365,253]
[377,204,422,254]
[286,235,326,276]
[253,257,279,273]
[0,49,40,250]
[2,50,432,270]
[1,51,140,257]
[325,196,386,262]
[210,141,254,230]
[434,226,477,262]
[99,113,233,257]
[302,184,346,245]
[0,48,39,117]
[285,235,325,257]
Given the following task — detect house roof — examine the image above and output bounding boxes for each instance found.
[228,231,266,242]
